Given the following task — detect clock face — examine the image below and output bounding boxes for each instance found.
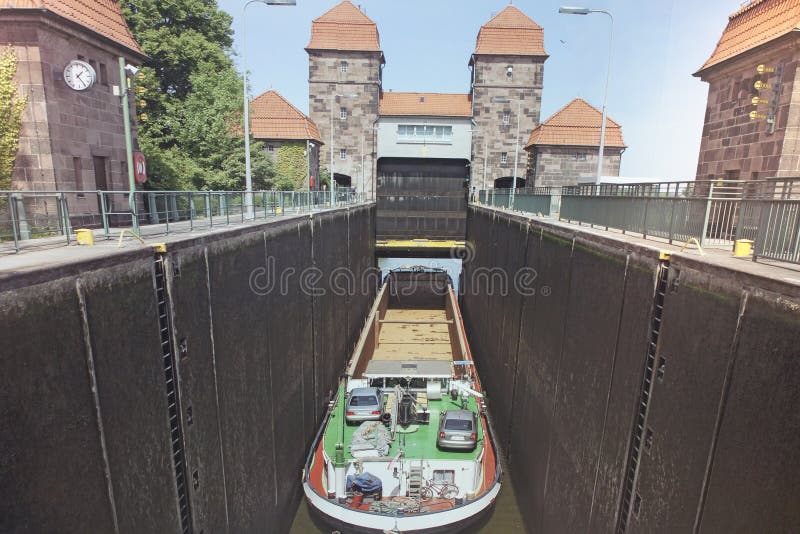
[63,60,96,91]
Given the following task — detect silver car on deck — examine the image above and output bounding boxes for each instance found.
[437,409,478,450]
[345,387,383,424]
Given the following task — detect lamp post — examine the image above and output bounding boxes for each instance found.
[559,6,613,183]
[491,96,522,209]
[117,58,139,232]
[330,93,357,206]
[242,0,296,219]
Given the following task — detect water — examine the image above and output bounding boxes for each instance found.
[287,454,525,534]
[378,258,463,293]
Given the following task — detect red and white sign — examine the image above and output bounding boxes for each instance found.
[133,151,147,184]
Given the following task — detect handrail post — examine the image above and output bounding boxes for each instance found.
[241,192,245,223]
[189,192,195,231]
[59,193,72,245]
[164,193,170,235]
[642,197,649,239]
[208,192,213,228]
[701,183,715,248]
[12,193,31,240]
[100,191,110,238]
[668,199,676,244]
[9,193,20,253]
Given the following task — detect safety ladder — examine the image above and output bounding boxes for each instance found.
[154,255,192,533]
[617,254,670,533]
[407,463,423,499]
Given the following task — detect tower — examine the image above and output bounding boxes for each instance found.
[306,1,383,197]
[470,6,547,190]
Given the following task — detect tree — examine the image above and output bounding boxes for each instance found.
[121,0,269,190]
[0,47,27,190]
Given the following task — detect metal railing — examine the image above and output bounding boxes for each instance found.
[1,189,364,254]
[476,187,557,216]
[473,179,800,266]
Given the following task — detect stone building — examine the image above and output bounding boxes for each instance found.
[694,0,800,182]
[1,0,145,202]
[470,6,547,189]
[306,0,383,196]
[306,2,547,196]
[250,90,323,190]
[525,98,625,188]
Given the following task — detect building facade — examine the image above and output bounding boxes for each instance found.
[1,0,145,205]
[469,6,547,189]
[306,1,383,197]
[250,90,323,190]
[305,2,550,238]
[694,0,800,182]
[525,98,625,188]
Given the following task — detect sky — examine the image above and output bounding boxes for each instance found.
[217,0,743,181]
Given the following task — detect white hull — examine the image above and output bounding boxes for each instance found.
[302,480,501,533]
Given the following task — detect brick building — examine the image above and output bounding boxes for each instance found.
[306,0,383,196]
[306,2,547,196]
[250,90,323,190]
[525,98,625,188]
[1,0,145,200]
[470,5,547,189]
[694,0,800,182]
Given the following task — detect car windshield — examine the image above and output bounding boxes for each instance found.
[444,419,473,431]
[350,395,378,406]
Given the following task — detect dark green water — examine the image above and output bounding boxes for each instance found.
[288,455,525,534]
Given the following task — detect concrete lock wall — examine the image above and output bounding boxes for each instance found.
[0,205,376,534]
[462,205,800,533]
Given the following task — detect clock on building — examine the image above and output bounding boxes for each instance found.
[63,60,96,91]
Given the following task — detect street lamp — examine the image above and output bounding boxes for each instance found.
[330,93,357,206]
[242,0,296,219]
[559,5,614,183]
[491,96,522,209]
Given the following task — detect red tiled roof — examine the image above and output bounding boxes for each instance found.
[526,98,625,149]
[306,0,381,52]
[4,0,144,56]
[696,0,800,74]
[250,90,322,143]
[379,92,472,117]
[472,6,547,58]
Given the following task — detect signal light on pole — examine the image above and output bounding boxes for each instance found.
[752,96,768,106]
[754,80,772,90]
[757,64,775,74]
[749,110,766,120]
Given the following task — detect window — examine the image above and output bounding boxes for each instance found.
[500,152,508,164]
[340,148,347,159]
[503,112,510,125]
[433,470,455,484]
[267,144,275,153]
[340,107,347,120]
[444,419,473,431]
[349,395,378,407]
[397,124,453,143]
[340,61,348,73]
[575,153,587,161]
[99,63,108,86]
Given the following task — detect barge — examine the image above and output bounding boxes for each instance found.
[301,268,502,533]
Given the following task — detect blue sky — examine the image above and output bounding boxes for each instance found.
[218,0,741,180]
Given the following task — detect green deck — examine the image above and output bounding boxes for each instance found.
[322,385,484,462]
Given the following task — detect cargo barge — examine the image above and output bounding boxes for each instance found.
[301,268,502,533]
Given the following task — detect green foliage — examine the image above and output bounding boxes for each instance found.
[275,142,308,190]
[318,165,331,189]
[121,0,271,190]
[0,47,27,190]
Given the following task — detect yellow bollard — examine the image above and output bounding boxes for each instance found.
[733,239,754,257]
[75,229,95,246]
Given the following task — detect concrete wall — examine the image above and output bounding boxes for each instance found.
[376,116,473,160]
[0,205,376,534]
[462,205,800,533]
